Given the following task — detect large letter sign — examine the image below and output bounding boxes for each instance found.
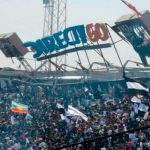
[24,23,109,58]
[86,23,109,42]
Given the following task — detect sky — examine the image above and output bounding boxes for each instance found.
[0,0,150,69]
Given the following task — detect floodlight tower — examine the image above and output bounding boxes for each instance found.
[41,0,67,71]
[43,0,67,36]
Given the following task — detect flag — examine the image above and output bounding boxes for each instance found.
[57,103,88,122]
[57,103,71,124]
[11,101,29,114]
[68,105,88,121]
[60,114,70,124]
[139,103,149,112]
[124,76,149,96]
[120,0,142,17]
[131,96,141,103]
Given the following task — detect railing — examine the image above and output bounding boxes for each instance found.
[1,67,150,80]
[50,125,150,150]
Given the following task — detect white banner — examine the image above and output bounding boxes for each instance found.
[127,81,149,92]
[139,103,149,112]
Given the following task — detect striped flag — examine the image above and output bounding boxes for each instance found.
[68,105,88,122]
[11,101,29,114]
[124,76,149,96]
[57,103,88,122]
[120,0,142,17]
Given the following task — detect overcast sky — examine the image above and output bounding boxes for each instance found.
[0,0,149,69]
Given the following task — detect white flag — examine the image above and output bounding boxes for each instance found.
[131,96,141,103]
[57,103,88,122]
[139,103,149,112]
[68,105,88,121]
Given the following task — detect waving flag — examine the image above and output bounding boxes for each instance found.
[68,105,88,121]
[57,103,88,122]
[123,69,149,96]
[126,77,148,92]
[11,101,29,114]
[124,74,149,97]
[121,0,142,17]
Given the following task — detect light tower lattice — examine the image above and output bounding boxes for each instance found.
[41,0,67,71]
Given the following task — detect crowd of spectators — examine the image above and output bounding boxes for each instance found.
[0,80,150,150]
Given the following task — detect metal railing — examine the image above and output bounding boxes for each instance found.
[50,125,150,150]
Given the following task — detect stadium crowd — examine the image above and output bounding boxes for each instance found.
[0,81,150,150]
